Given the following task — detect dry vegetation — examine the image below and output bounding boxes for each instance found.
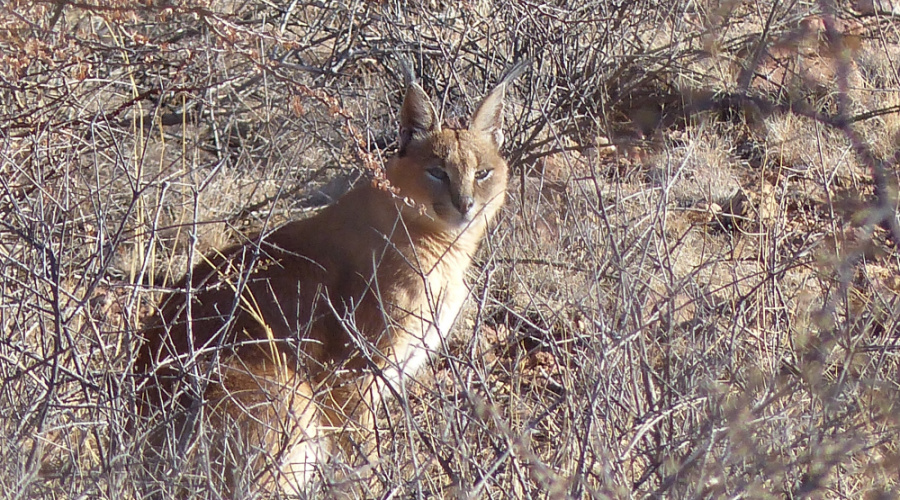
[2,0,900,498]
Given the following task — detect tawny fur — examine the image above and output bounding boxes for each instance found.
[136,67,522,495]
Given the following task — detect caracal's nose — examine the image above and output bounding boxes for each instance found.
[455,195,474,215]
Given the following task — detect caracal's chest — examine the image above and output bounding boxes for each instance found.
[380,259,470,391]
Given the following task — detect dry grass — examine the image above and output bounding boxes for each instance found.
[2,0,900,498]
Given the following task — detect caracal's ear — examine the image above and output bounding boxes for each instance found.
[470,60,529,149]
[399,82,439,153]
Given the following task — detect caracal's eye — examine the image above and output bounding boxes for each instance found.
[475,169,492,181]
[426,166,449,182]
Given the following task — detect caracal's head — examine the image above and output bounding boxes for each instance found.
[386,66,524,235]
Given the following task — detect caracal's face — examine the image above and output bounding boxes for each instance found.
[389,127,508,233]
[384,69,520,235]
